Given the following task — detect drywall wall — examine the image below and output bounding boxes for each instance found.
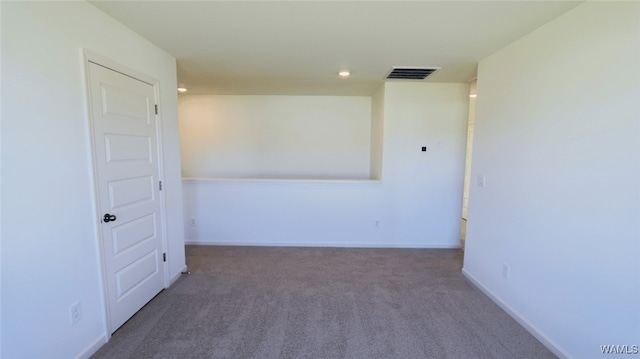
[381,82,468,245]
[369,85,385,180]
[183,178,388,247]
[463,2,640,358]
[0,3,3,355]
[178,95,371,179]
[1,2,185,358]
[183,82,468,248]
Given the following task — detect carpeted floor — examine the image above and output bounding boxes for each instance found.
[92,246,556,359]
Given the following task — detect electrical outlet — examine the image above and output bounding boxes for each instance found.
[191,217,197,226]
[477,175,486,188]
[70,302,82,324]
[502,263,510,279]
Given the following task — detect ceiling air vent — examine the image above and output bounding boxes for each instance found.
[386,67,440,80]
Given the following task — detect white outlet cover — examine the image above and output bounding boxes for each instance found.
[70,302,82,324]
[477,175,486,187]
[502,263,510,279]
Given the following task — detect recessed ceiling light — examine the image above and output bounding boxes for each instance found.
[338,71,350,77]
[469,93,477,98]
[177,87,187,93]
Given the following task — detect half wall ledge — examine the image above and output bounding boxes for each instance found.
[181,177,383,186]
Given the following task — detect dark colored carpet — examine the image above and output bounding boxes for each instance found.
[92,246,556,359]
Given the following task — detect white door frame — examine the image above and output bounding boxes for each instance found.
[82,49,170,338]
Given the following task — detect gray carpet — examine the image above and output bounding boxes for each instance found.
[92,246,556,359]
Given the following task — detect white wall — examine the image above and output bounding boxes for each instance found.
[382,82,469,245]
[183,83,468,248]
[370,85,385,180]
[0,3,3,354]
[1,2,185,358]
[463,2,640,358]
[179,95,371,179]
[183,179,388,247]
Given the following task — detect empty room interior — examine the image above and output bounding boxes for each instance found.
[1,1,639,358]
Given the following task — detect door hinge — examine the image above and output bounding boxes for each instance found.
[155,104,158,115]
[163,253,167,262]
[159,180,163,191]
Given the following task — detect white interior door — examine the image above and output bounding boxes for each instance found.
[88,62,165,333]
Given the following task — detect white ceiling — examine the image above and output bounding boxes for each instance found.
[90,1,582,96]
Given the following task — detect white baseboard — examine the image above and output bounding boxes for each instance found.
[185,239,461,249]
[461,268,569,359]
[74,333,107,359]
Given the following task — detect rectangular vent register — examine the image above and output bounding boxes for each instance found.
[386,67,439,80]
